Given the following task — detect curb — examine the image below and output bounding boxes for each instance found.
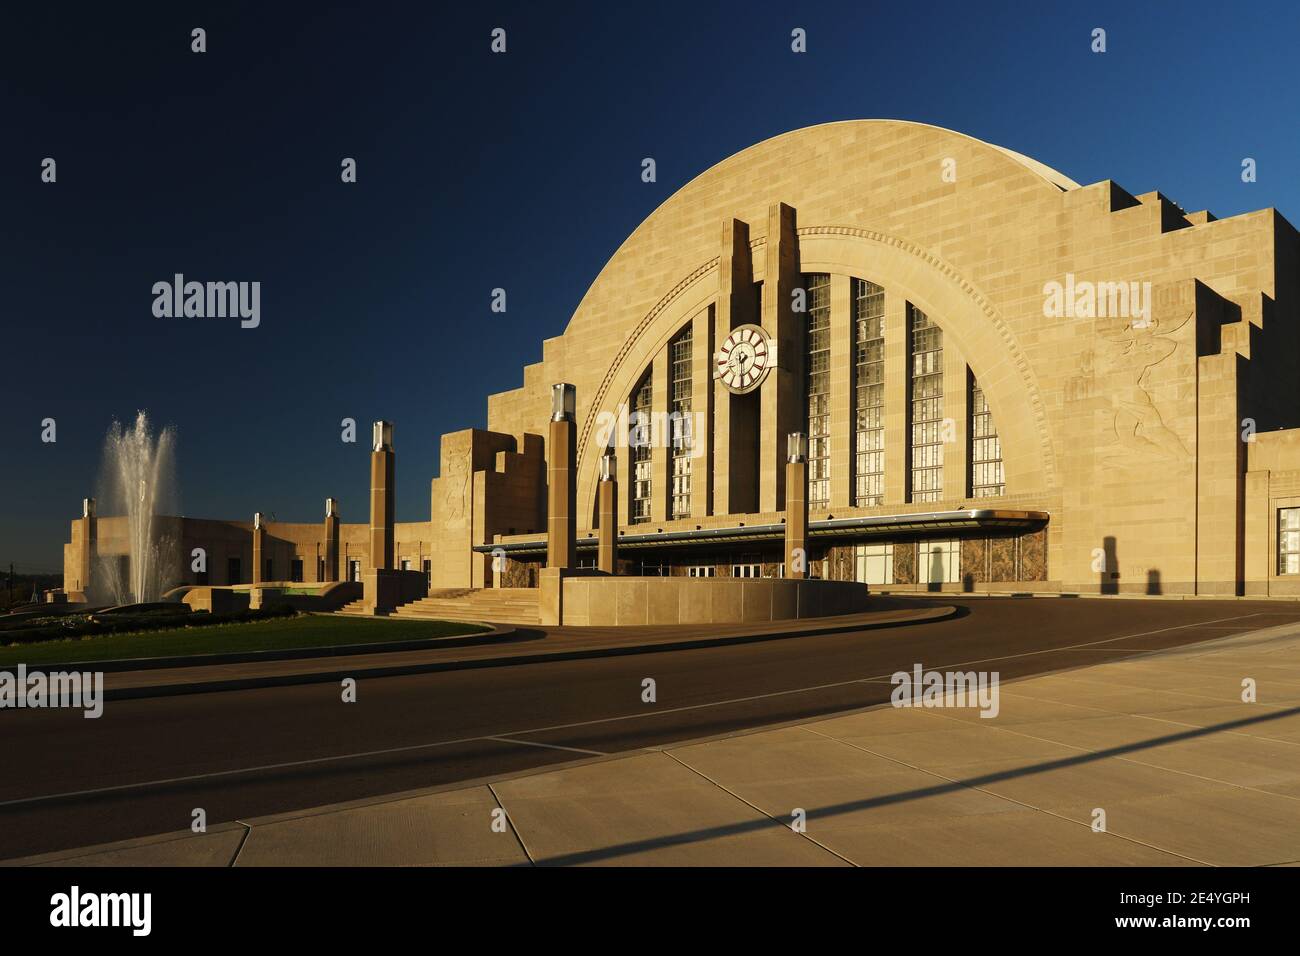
[880,590,1300,602]
[103,606,958,701]
[18,623,510,673]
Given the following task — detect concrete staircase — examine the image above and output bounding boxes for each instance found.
[336,598,372,616]
[391,587,541,625]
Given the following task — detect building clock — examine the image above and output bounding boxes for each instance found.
[714,323,776,394]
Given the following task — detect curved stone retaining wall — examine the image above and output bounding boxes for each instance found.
[559,575,869,627]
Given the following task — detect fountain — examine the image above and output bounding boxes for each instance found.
[95,411,180,604]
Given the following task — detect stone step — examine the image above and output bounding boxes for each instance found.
[392,588,541,624]
[393,602,537,617]
[405,594,540,609]
[414,600,540,610]
[393,608,538,624]
[337,588,541,623]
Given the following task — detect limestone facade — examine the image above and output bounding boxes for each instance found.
[434,120,1300,597]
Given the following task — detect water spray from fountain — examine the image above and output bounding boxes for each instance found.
[96,411,181,604]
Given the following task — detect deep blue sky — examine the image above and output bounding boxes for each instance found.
[3,0,1298,570]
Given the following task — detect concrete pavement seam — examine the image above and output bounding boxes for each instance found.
[229,822,253,867]
[661,749,857,866]
[487,736,607,757]
[1022,675,1300,716]
[1029,667,1300,700]
[973,690,1300,801]
[802,726,1213,866]
[997,686,1300,750]
[0,821,251,868]
[488,783,535,867]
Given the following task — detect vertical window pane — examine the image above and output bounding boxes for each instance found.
[853,542,894,585]
[803,274,831,508]
[669,324,693,519]
[969,373,1005,497]
[920,539,960,584]
[630,373,653,523]
[854,278,885,507]
[1280,508,1300,574]
[909,305,943,503]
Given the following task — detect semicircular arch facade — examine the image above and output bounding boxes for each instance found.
[574,227,1057,524]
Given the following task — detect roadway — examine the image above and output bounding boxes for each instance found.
[3,596,1297,860]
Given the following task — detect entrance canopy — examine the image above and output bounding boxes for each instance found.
[474,509,1050,557]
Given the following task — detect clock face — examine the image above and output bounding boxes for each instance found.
[715,324,773,394]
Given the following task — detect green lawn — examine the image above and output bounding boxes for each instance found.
[0,615,490,667]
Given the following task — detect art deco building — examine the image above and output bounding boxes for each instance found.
[65,120,1300,600]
